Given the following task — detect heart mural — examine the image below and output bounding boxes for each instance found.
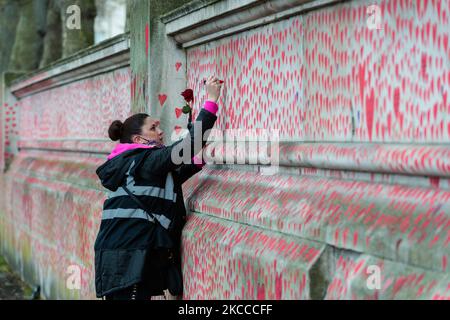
[158,94,167,107]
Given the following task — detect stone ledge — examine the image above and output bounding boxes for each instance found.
[162,0,341,47]
[204,141,450,178]
[183,213,450,299]
[17,139,115,155]
[325,253,450,299]
[183,168,450,273]
[9,33,130,98]
[182,213,328,299]
[17,139,450,177]
[161,0,229,24]
[6,153,105,192]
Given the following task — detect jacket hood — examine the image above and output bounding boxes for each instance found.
[96,143,157,191]
[107,143,156,160]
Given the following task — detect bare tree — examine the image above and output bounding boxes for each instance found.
[8,0,48,72]
[40,0,62,68]
[0,0,20,74]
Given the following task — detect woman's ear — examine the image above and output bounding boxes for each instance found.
[131,135,140,144]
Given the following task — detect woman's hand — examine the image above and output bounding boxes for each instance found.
[205,75,223,103]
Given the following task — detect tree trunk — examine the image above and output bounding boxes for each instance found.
[39,0,62,68]
[0,0,20,74]
[8,0,48,72]
[124,0,131,32]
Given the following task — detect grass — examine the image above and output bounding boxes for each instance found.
[22,284,34,298]
[0,255,11,273]
[0,254,35,299]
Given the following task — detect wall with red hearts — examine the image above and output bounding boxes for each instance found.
[1,0,450,300]
[0,67,131,299]
[186,0,450,143]
[1,101,19,169]
[177,0,450,299]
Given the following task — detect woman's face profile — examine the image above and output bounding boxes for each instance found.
[133,116,165,145]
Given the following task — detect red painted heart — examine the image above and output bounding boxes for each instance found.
[174,125,182,134]
[175,62,182,71]
[175,107,183,118]
[158,94,167,106]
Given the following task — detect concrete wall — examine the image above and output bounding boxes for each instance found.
[0,0,449,299]
[161,0,450,299]
[0,34,130,299]
[1,72,23,172]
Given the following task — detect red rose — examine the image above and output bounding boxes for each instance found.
[181,89,194,103]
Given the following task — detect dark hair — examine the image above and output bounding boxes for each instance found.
[108,113,149,143]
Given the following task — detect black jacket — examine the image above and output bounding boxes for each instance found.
[94,108,217,297]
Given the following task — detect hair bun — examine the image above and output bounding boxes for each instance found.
[108,120,123,141]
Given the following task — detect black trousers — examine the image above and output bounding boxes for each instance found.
[103,248,179,300]
[104,282,152,300]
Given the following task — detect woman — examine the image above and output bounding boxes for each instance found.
[94,76,222,300]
